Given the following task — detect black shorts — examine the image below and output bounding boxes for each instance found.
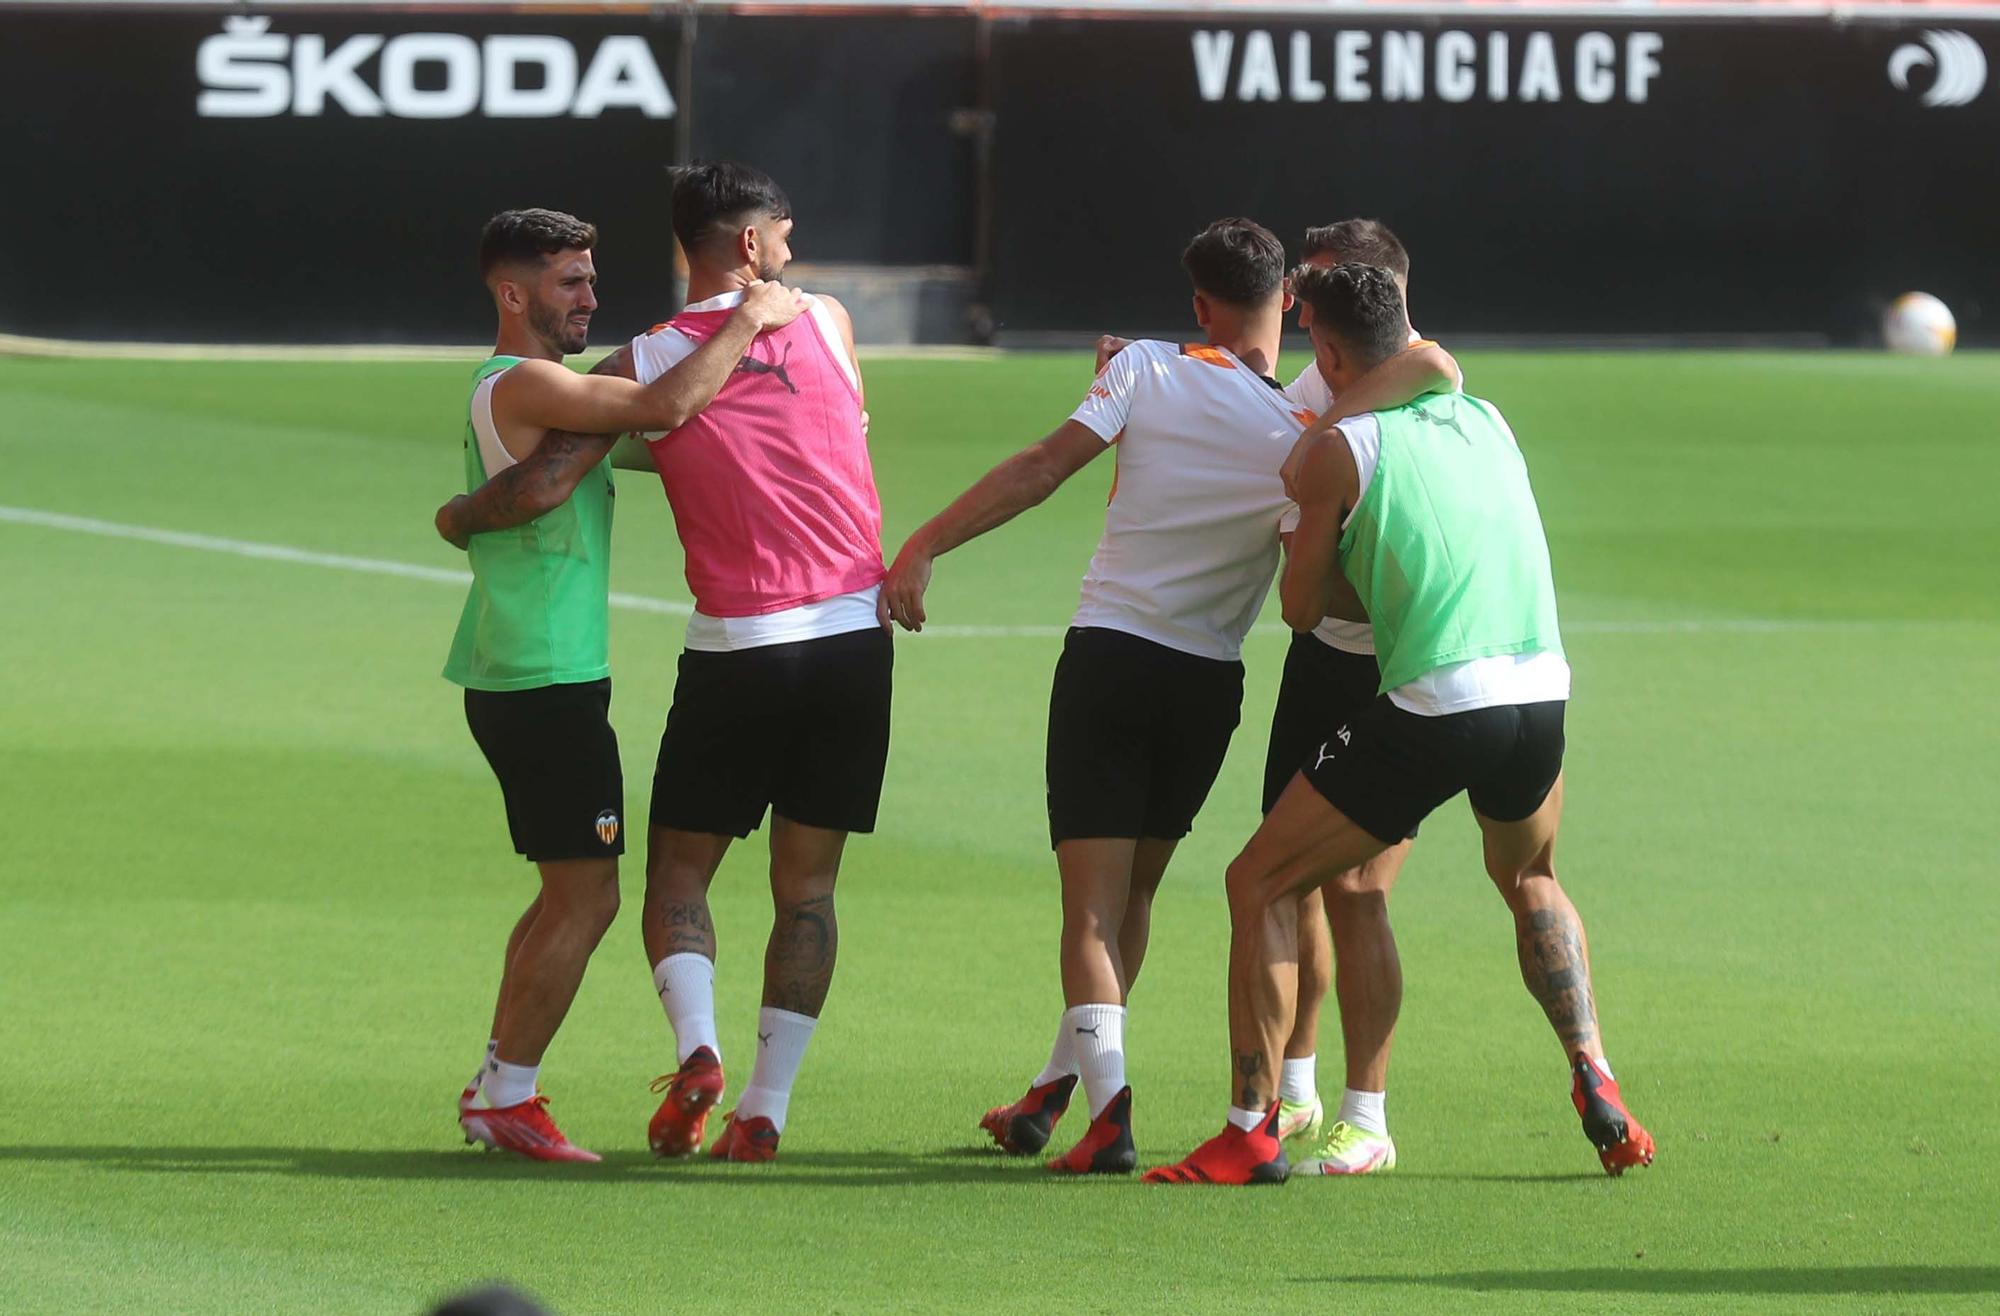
[1046,626,1244,847]
[1303,696,1566,845]
[650,626,894,839]
[1262,631,1388,815]
[464,677,625,863]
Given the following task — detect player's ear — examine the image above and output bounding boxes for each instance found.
[739,224,759,268]
[1281,289,1296,314]
[1191,293,1210,331]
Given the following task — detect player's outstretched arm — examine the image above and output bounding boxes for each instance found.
[1281,343,1459,500]
[1280,435,1361,631]
[881,421,1107,632]
[500,281,807,436]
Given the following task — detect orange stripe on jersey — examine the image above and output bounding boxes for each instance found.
[1291,409,1318,427]
[1408,339,1438,352]
[1181,344,1236,369]
[647,322,673,336]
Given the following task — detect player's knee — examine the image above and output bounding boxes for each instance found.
[1224,855,1274,914]
[771,867,836,910]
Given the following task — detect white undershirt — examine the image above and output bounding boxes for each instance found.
[630,289,879,653]
[1333,413,1571,716]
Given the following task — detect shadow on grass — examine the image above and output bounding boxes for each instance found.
[0,1143,1099,1188]
[1294,1267,2000,1296]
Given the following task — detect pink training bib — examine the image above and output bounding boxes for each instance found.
[647,306,885,618]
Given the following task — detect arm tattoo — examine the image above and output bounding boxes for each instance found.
[764,893,837,1017]
[457,430,610,536]
[1518,907,1599,1051]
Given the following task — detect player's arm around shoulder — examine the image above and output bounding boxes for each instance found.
[1279,431,1361,632]
[882,420,1109,632]
[1278,342,1458,494]
[434,350,639,549]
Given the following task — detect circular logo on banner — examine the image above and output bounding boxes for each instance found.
[1888,31,1988,108]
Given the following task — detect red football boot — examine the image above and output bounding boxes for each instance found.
[707,1110,782,1162]
[981,1074,1079,1155]
[648,1046,725,1158]
[1047,1086,1136,1175]
[1141,1104,1289,1185]
[1572,1053,1655,1176]
[460,1096,601,1163]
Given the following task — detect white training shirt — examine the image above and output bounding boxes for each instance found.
[1067,340,1311,663]
[1333,413,1573,716]
[629,289,880,653]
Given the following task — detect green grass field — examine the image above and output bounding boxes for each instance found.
[2,349,1997,1313]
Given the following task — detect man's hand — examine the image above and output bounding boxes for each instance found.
[1095,335,1132,375]
[435,494,473,551]
[738,279,808,333]
[1280,425,1336,503]
[881,543,935,633]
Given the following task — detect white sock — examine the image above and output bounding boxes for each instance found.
[1032,1018,1077,1088]
[484,1058,539,1109]
[653,953,720,1065]
[1280,1055,1317,1105]
[735,1007,817,1132]
[1595,1056,1616,1080]
[1064,1003,1126,1118]
[468,1038,497,1094]
[1227,1105,1265,1133]
[1337,1088,1388,1137]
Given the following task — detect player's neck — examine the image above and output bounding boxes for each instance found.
[492,321,562,364]
[1205,315,1281,379]
[684,265,758,307]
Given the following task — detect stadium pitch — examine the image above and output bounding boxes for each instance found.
[2,350,1996,1312]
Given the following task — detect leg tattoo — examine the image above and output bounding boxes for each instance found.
[766,893,837,1016]
[659,900,715,958]
[1518,907,1599,1052]
[1233,1050,1270,1112]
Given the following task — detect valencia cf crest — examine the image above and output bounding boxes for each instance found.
[595,809,621,846]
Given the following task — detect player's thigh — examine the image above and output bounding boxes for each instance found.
[1295,696,1469,861]
[645,825,733,896]
[1467,700,1567,884]
[1045,628,1154,847]
[1262,634,1378,816]
[1473,771,1564,888]
[1231,772,1393,909]
[771,627,894,836]
[1056,836,1141,927]
[768,813,850,901]
[651,646,782,840]
[1139,647,1244,842]
[466,678,626,864]
[534,855,621,924]
[1323,837,1411,900]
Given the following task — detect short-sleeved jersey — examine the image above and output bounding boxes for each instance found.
[1066,340,1311,662]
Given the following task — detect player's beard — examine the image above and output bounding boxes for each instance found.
[756,253,787,282]
[529,296,589,355]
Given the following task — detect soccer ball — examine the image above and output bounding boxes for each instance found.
[1882,292,1957,357]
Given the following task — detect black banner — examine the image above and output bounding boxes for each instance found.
[985,18,1999,343]
[0,10,974,343]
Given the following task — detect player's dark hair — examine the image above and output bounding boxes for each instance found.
[1293,263,1408,369]
[670,161,793,256]
[478,209,597,280]
[1301,219,1410,281]
[1181,218,1286,308]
